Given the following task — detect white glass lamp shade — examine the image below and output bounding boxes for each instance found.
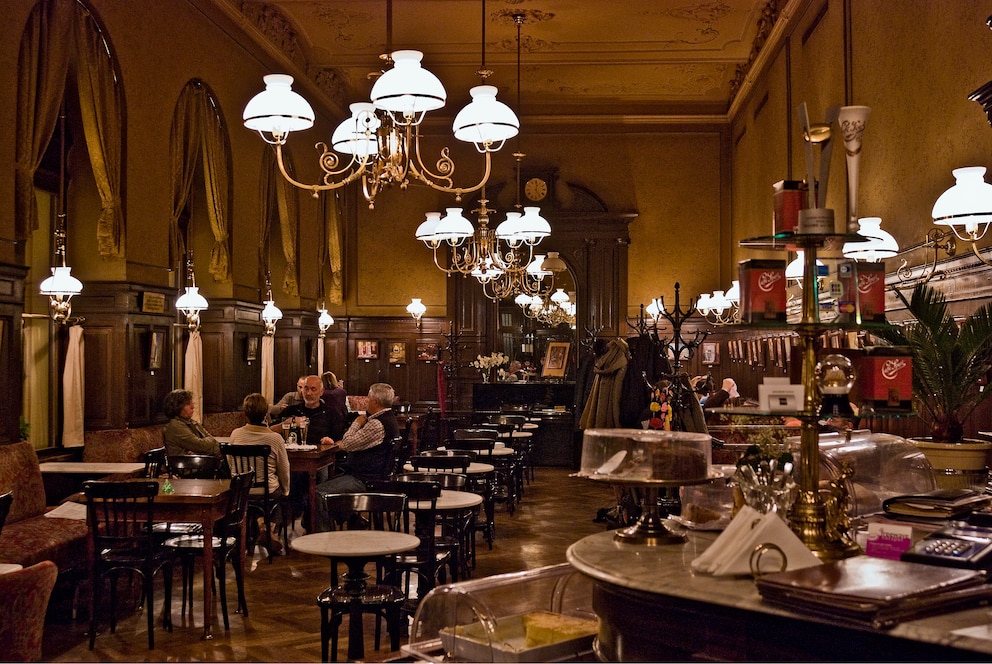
[515,292,533,308]
[843,217,899,261]
[724,280,740,304]
[786,251,827,281]
[495,211,525,245]
[645,298,661,320]
[517,207,551,244]
[370,50,446,124]
[176,286,209,314]
[433,208,475,245]
[331,102,380,157]
[471,258,504,282]
[452,85,519,152]
[39,266,83,297]
[317,308,334,332]
[415,211,444,246]
[932,166,992,241]
[709,290,728,314]
[406,297,427,320]
[262,299,283,325]
[550,288,570,305]
[243,74,315,141]
[540,251,567,273]
[696,292,712,314]
[526,254,551,279]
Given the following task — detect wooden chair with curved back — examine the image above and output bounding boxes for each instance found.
[317,492,408,663]
[220,442,287,562]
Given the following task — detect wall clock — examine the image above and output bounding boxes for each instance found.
[525,177,548,202]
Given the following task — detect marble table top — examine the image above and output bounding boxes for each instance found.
[40,461,145,475]
[567,529,992,656]
[409,490,483,511]
[404,461,495,475]
[438,446,515,457]
[291,531,419,558]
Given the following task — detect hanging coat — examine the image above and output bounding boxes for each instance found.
[579,338,631,429]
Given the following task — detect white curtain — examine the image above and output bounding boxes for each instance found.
[262,335,274,403]
[62,325,85,447]
[184,329,203,420]
[317,339,324,376]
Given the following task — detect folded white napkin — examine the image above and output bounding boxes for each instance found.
[45,501,87,520]
[691,507,821,576]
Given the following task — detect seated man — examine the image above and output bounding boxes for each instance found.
[268,375,306,421]
[313,382,399,531]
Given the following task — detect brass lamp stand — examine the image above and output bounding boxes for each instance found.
[791,241,861,561]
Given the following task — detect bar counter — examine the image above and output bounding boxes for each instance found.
[567,530,992,661]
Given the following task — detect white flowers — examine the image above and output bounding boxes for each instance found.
[470,352,509,370]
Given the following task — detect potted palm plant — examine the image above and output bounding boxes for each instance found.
[877,282,992,487]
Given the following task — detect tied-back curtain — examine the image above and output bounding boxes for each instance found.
[261,335,275,403]
[14,0,74,241]
[169,80,231,283]
[72,12,123,258]
[325,192,345,305]
[184,330,203,421]
[16,0,123,256]
[259,149,299,297]
[317,341,325,376]
[62,325,85,447]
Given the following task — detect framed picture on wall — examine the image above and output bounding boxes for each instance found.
[357,340,378,360]
[148,331,164,371]
[541,342,570,378]
[246,335,259,363]
[702,341,720,365]
[389,342,406,364]
[417,342,439,361]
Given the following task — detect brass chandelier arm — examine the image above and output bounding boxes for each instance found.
[971,238,992,266]
[273,142,367,197]
[407,127,495,201]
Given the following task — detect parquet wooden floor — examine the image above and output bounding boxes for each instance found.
[42,467,615,663]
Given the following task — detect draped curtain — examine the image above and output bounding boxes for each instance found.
[169,80,231,282]
[15,0,123,256]
[259,149,298,297]
[324,192,345,305]
[184,330,203,421]
[62,325,85,446]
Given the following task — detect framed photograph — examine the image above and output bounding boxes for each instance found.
[357,340,378,360]
[148,331,164,371]
[246,335,259,363]
[541,341,570,378]
[416,342,439,361]
[388,341,406,364]
[701,341,720,365]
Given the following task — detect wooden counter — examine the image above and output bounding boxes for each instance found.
[567,530,992,661]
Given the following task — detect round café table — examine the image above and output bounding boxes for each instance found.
[438,445,515,457]
[292,531,419,662]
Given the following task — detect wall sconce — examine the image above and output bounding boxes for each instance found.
[406,297,427,329]
[261,273,282,336]
[317,304,334,338]
[931,166,992,265]
[175,255,207,331]
[896,228,957,284]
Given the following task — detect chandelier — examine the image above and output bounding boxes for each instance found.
[261,273,282,336]
[695,281,740,326]
[242,0,518,210]
[518,288,576,327]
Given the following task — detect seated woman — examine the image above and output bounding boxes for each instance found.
[162,389,220,458]
[229,393,291,554]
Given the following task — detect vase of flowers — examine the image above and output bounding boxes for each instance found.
[470,352,509,383]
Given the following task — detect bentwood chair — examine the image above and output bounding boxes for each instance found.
[0,560,58,662]
[165,471,254,629]
[167,454,225,479]
[220,442,287,562]
[0,491,12,538]
[142,447,167,478]
[82,480,175,650]
[317,492,408,663]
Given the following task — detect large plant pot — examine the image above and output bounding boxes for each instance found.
[912,439,992,491]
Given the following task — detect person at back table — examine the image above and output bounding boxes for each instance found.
[322,371,348,427]
[313,382,399,531]
[276,375,346,444]
[230,392,290,555]
[162,389,220,458]
[269,375,306,420]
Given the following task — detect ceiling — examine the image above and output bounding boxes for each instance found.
[221,0,772,122]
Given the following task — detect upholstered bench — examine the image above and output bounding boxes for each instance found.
[0,442,88,572]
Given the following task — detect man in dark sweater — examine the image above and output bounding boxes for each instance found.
[313,382,399,531]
